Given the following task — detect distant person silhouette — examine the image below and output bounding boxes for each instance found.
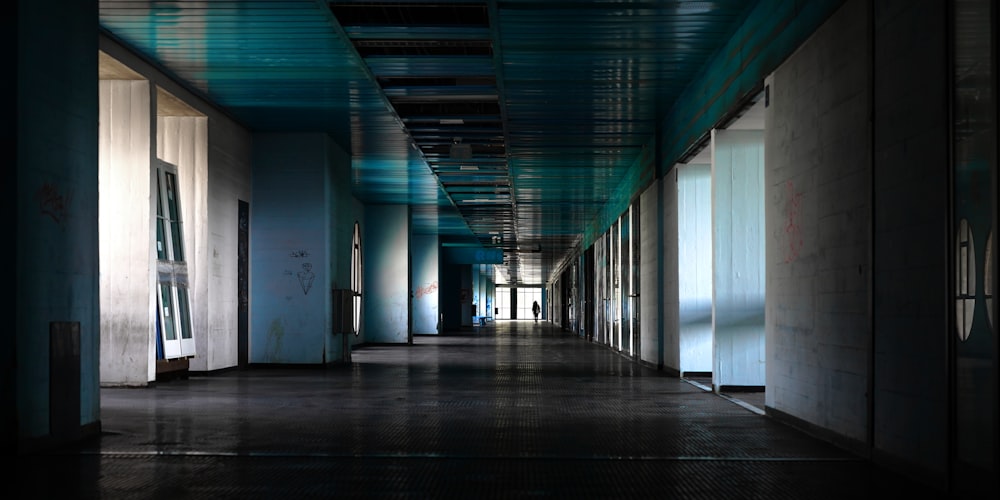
[532,300,540,323]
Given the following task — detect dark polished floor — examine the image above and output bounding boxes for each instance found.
[18,320,938,499]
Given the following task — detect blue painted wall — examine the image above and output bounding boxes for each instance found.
[251,133,358,363]
[16,0,101,443]
[364,205,410,343]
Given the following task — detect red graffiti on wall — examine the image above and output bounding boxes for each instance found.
[415,281,439,299]
[784,180,803,263]
[37,182,71,227]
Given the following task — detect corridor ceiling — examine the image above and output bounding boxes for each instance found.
[98,0,759,285]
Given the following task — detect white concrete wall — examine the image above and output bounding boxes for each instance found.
[99,80,155,386]
[764,0,870,446]
[660,174,681,372]
[99,35,254,376]
[639,179,661,366]
[712,129,766,388]
[677,163,713,374]
[205,112,253,370]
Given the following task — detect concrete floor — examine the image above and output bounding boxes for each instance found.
[17,320,935,499]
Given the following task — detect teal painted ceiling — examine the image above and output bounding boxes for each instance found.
[98,0,760,285]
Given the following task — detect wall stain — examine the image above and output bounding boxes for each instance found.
[265,318,285,361]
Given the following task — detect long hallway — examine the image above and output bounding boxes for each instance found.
[19,321,931,499]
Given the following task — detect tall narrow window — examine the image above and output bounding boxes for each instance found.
[351,221,363,335]
[986,231,994,329]
[956,218,976,341]
[155,160,195,358]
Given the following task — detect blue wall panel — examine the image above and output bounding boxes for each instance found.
[251,134,331,363]
[17,0,101,438]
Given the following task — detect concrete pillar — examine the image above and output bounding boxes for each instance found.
[638,179,663,367]
[364,205,411,343]
[19,0,101,441]
[764,0,873,452]
[99,80,155,385]
[251,134,334,362]
[412,234,439,335]
[712,129,766,389]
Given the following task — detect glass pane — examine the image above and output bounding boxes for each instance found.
[156,218,167,260]
[156,174,163,217]
[170,220,184,261]
[515,288,542,321]
[164,172,180,221]
[352,222,361,293]
[160,284,176,341]
[352,222,362,334]
[353,296,361,334]
[496,287,511,319]
[176,287,193,340]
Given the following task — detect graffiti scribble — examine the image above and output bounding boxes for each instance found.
[297,263,315,295]
[37,182,71,227]
[415,281,439,299]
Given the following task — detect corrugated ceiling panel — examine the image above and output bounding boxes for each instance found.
[98,0,805,284]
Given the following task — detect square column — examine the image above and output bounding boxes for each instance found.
[364,205,411,343]
[412,234,439,334]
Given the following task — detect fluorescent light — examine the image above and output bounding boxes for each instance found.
[440,118,465,125]
[459,165,479,171]
[460,198,509,204]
